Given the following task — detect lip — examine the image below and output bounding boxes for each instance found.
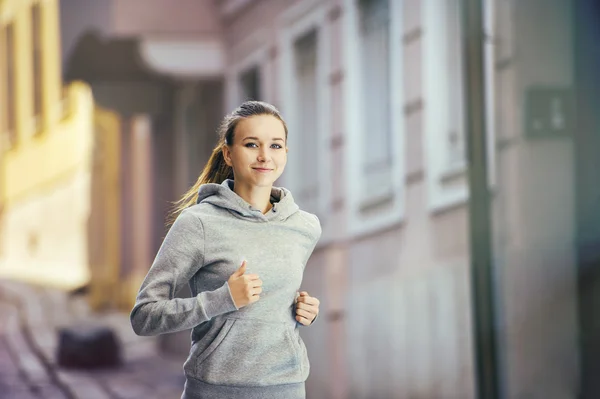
[252,167,273,172]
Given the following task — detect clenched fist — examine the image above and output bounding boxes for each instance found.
[227,260,263,309]
[295,291,320,326]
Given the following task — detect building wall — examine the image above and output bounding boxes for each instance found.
[59,0,228,314]
[218,0,579,398]
[59,0,222,54]
[111,0,222,37]
[493,0,579,397]
[59,0,225,78]
[7,0,579,397]
[220,0,474,397]
[0,0,95,289]
[59,0,112,68]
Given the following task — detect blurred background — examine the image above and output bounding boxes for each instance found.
[0,0,598,398]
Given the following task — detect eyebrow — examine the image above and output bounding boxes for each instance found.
[242,136,285,142]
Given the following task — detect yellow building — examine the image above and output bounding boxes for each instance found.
[0,0,119,302]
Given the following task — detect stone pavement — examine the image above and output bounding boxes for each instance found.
[0,279,186,399]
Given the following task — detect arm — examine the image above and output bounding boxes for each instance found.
[297,213,322,327]
[130,209,238,336]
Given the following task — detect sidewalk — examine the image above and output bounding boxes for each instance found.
[0,279,186,399]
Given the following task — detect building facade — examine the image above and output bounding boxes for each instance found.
[6,0,597,398]
[0,0,96,290]
[197,1,589,398]
[212,1,580,398]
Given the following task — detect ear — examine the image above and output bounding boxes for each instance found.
[222,146,233,167]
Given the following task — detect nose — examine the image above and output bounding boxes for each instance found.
[257,147,269,162]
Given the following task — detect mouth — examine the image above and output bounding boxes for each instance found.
[252,168,273,173]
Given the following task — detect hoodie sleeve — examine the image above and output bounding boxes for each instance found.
[130,209,238,336]
[300,213,322,327]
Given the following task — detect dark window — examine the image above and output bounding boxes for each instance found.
[32,4,43,121]
[239,66,261,101]
[358,0,393,197]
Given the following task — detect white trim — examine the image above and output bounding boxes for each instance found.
[483,0,497,188]
[423,0,467,211]
[138,38,226,79]
[343,0,405,236]
[424,0,496,212]
[278,3,332,244]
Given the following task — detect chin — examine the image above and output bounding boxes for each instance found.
[255,179,276,188]
[242,171,281,188]
[255,175,280,187]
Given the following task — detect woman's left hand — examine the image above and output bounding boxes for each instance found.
[295,291,320,325]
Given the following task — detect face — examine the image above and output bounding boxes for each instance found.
[222,114,288,188]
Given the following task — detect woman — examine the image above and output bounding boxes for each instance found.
[130,101,322,399]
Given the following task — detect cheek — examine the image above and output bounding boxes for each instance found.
[231,151,250,167]
[276,153,287,167]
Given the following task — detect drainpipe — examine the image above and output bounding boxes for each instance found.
[461,0,501,398]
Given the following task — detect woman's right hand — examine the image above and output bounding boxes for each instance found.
[227,260,262,308]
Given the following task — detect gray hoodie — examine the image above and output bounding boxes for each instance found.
[130,179,321,399]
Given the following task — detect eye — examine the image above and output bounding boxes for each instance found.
[271,143,283,149]
[244,142,258,148]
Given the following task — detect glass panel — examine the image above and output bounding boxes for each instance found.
[294,28,319,211]
[446,0,466,168]
[358,0,392,198]
[239,66,261,101]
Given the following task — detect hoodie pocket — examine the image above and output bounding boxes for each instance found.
[195,319,235,368]
[184,318,235,376]
[193,318,307,387]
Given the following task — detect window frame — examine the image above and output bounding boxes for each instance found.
[238,65,261,102]
[423,0,497,212]
[278,1,332,243]
[225,29,272,111]
[343,0,406,236]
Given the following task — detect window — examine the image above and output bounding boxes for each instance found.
[4,23,16,145]
[239,65,261,101]
[226,29,270,110]
[32,3,43,122]
[446,0,466,169]
[358,0,393,199]
[293,30,319,209]
[344,0,404,235]
[278,3,331,229]
[424,0,496,211]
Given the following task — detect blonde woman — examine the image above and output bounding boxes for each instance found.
[130,101,322,399]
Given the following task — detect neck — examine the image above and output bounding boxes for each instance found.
[233,181,273,214]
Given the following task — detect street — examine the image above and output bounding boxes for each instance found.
[0,280,185,399]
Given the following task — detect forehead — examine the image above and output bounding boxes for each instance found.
[235,115,286,140]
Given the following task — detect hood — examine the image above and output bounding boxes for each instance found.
[196,179,299,222]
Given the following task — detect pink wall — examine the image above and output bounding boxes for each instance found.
[59,0,112,68]
[111,0,222,37]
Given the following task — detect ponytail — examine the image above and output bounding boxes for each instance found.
[167,143,233,226]
[167,100,288,227]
